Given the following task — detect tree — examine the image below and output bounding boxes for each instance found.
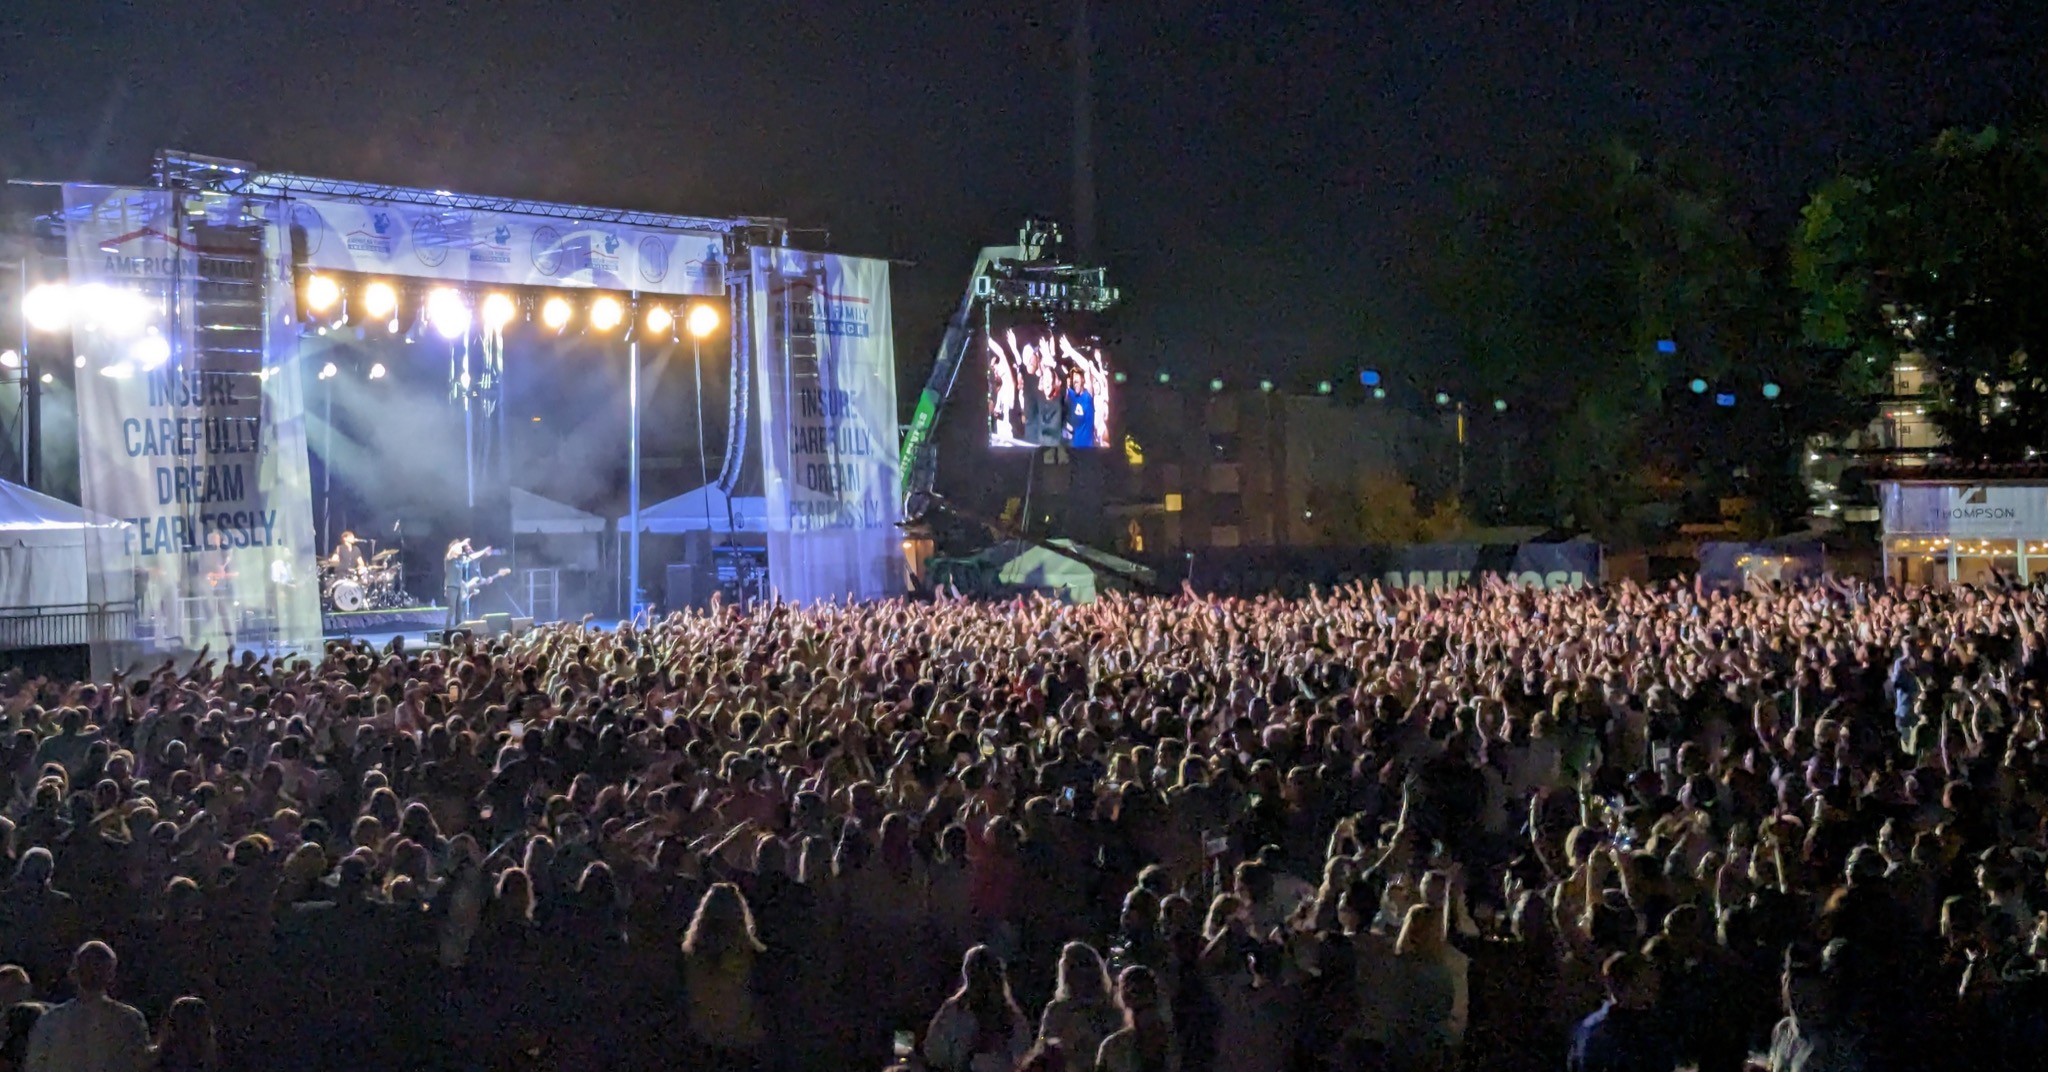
[1792,126,2048,460]
[1412,142,1807,538]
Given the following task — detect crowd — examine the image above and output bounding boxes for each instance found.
[2,577,2047,1071]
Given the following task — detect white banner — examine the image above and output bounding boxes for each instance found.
[1881,482,2048,537]
[752,248,904,603]
[64,185,324,669]
[287,196,726,296]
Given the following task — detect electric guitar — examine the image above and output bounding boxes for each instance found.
[461,568,511,598]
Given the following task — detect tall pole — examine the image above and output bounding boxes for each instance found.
[694,335,712,536]
[321,382,333,553]
[627,295,643,618]
[14,264,25,485]
[1072,0,1097,260]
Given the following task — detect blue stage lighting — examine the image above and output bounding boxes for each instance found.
[1360,369,1382,387]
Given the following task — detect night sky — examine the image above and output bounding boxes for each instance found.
[3,0,2042,383]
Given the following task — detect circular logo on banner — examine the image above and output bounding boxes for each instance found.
[412,215,450,267]
[290,203,325,256]
[638,236,669,284]
[531,225,564,277]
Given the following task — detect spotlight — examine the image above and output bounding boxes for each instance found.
[1656,339,1677,354]
[685,303,720,339]
[129,335,172,370]
[38,373,52,385]
[481,292,517,331]
[23,284,71,332]
[1689,378,1708,394]
[1714,393,1736,408]
[319,362,338,380]
[1259,379,1274,393]
[1317,381,1332,395]
[99,364,134,379]
[1762,382,1782,400]
[590,295,627,332]
[305,274,342,313]
[1360,369,1382,387]
[645,306,673,334]
[362,281,399,320]
[1435,392,1451,406]
[368,363,387,380]
[72,283,153,337]
[1156,372,1171,384]
[1371,387,1387,400]
[0,350,16,370]
[426,288,471,339]
[387,320,401,334]
[73,355,85,369]
[1209,378,1224,393]
[1492,398,1508,412]
[541,296,573,331]
[589,295,625,332]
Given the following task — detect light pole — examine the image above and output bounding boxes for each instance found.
[686,303,722,541]
[624,294,643,619]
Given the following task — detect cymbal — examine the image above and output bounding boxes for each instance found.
[372,549,401,562]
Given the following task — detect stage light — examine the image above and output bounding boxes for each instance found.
[1493,398,1508,412]
[541,296,573,331]
[38,373,52,385]
[1762,382,1782,399]
[589,295,625,332]
[1209,378,1224,392]
[368,363,387,380]
[1435,392,1451,406]
[1372,387,1387,400]
[1715,392,1736,407]
[1317,381,1332,395]
[99,363,133,379]
[1259,379,1274,393]
[1689,378,1708,394]
[362,281,399,320]
[426,288,471,339]
[481,292,517,331]
[129,335,171,370]
[0,351,16,370]
[73,355,85,369]
[1360,369,1382,387]
[644,306,673,334]
[23,284,70,332]
[319,362,338,380]
[387,320,401,334]
[305,274,342,313]
[1113,371,1128,384]
[685,303,720,339]
[70,283,153,337]
[1656,338,1677,354]
[1157,372,1171,384]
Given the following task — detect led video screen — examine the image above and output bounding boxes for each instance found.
[985,321,1111,449]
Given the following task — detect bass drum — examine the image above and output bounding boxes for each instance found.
[330,578,367,612]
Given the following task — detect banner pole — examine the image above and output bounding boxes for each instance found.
[628,292,642,617]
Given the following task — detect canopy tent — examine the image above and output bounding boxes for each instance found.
[512,487,605,534]
[0,480,136,610]
[618,484,768,534]
[929,538,1146,604]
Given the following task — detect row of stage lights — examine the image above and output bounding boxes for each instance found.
[301,275,721,342]
[19,282,175,377]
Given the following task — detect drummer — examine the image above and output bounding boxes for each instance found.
[331,531,367,575]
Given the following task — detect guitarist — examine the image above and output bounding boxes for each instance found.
[443,538,507,631]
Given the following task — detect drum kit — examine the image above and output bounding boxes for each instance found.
[322,548,411,612]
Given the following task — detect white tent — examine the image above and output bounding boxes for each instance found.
[0,480,136,610]
[618,484,768,534]
[512,487,605,534]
